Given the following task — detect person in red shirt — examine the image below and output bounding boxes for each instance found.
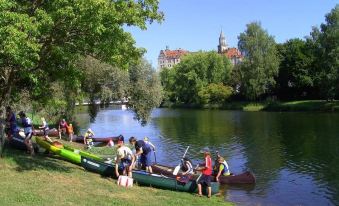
[196,147,213,198]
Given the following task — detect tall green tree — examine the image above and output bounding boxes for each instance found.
[276,39,315,99]
[238,22,280,100]
[313,5,339,99]
[171,51,232,104]
[0,0,163,108]
[128,59,163,126]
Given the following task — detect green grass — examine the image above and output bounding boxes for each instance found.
[0,141,233,206]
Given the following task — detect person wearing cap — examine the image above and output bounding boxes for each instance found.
[115,139,135,178]
[18,111,34,155]
[215,156,231,182]
[196,147,212,198]
[129,136,153,173]
[84,128,94,148]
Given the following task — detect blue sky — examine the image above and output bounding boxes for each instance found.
[126,0,338,68]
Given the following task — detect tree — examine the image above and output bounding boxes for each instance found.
[128,59,163,126]
[0,0,163,109]
[171,51,232,104]
[276,39,315,99]
[198,83,233,104]
[313,5,339,99]
[238,22,280,100]
[77,56,129,103]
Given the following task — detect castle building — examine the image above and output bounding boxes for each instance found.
[157,46,189,70]
[217,30,243,65]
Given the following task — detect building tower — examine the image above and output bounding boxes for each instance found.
[218,30,228,53]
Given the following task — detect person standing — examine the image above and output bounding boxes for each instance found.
[196,147,212,198]
[115,139,135,178]
[5,106,17,141]
[67,123,74,142]
[129,136,153,173]
[39,117,52,142]
[58,119,68,139]
[18,111,34,155]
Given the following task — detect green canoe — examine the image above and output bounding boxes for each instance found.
[81,157,220,195]
[36,137,102,164]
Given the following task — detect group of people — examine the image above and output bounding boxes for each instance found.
[114,134,230,198]
[1,106,75,155]
[115,136,156,178]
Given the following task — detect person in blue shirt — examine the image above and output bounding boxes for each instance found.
[129,136,153,173]
[18,111,34,155]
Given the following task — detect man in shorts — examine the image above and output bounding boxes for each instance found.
[115,138,135,177]
[196,147,212,198]
[18,111,34,155]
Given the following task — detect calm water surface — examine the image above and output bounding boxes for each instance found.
[75,106,339,206]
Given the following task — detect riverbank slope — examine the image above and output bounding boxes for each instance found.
[0,143,232,206]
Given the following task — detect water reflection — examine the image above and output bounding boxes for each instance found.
[75,106,339,206]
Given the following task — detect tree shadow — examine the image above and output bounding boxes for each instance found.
[3,147,75,173]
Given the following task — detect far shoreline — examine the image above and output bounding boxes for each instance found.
[160,100,339,112]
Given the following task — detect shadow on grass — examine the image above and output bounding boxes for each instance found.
[2,146,75,173]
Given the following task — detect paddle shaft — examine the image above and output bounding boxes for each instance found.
[182,146,190,159]
[153,150,157,164]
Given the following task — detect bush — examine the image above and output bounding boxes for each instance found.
[198,83,233,104]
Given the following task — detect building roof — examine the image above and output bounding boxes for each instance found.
[160,49,189,59]
[223,47,243,59]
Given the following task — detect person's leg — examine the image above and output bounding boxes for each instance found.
[197,183,202,196]
[58,129,62,139]
[208,187,211,198]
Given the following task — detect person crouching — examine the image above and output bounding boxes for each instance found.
[18,111,34,155]
[115,139,135,178]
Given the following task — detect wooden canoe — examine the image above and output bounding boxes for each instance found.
[152,164,256,184]
[71,135,123,144]
[81,157,220,195]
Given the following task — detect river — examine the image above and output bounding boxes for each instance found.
[75,105,339,206]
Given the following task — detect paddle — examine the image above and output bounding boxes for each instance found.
[173,146,190,175]
[153,150,157,164]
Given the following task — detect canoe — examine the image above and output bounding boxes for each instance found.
[132,170,219,195]
[36,137,102,164]
[33,128,59,137]
[151,164,256,184]
[8,134,39,153]
[81,156,116,177]
[81,157,220,195]
[71,135,123,144]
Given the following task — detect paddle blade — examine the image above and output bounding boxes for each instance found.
[173,165,180,175]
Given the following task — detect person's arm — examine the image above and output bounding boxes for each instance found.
[135,147,143,156]
[216,164,224,182]
[115,158,120,177]
[129,153,136,171]
[149,142,156,151]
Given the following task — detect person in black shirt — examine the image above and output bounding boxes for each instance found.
[129,136,153,173]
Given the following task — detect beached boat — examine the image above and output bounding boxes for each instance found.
[71,135,123,145]
[81,157,116,177]
[8,134,39,153]
[81,157,220,195]
[152,164,256,184]
[33,128,59,137]
[36,137,102,164]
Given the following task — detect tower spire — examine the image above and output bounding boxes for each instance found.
[218,29,228,53]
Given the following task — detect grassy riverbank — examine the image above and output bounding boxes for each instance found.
[0,140,232,206]
[164,100,339,112]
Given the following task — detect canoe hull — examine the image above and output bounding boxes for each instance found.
[33,129,59,137]
[152,164,256,184]
[132,170,219,195]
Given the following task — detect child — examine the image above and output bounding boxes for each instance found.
[181,157,194,175]
[144,136,156,151]
[67,123,74,142]
[196,147,212,198]
[39,117,52,142]
[215,156,231,182]
[84,128,94,148]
